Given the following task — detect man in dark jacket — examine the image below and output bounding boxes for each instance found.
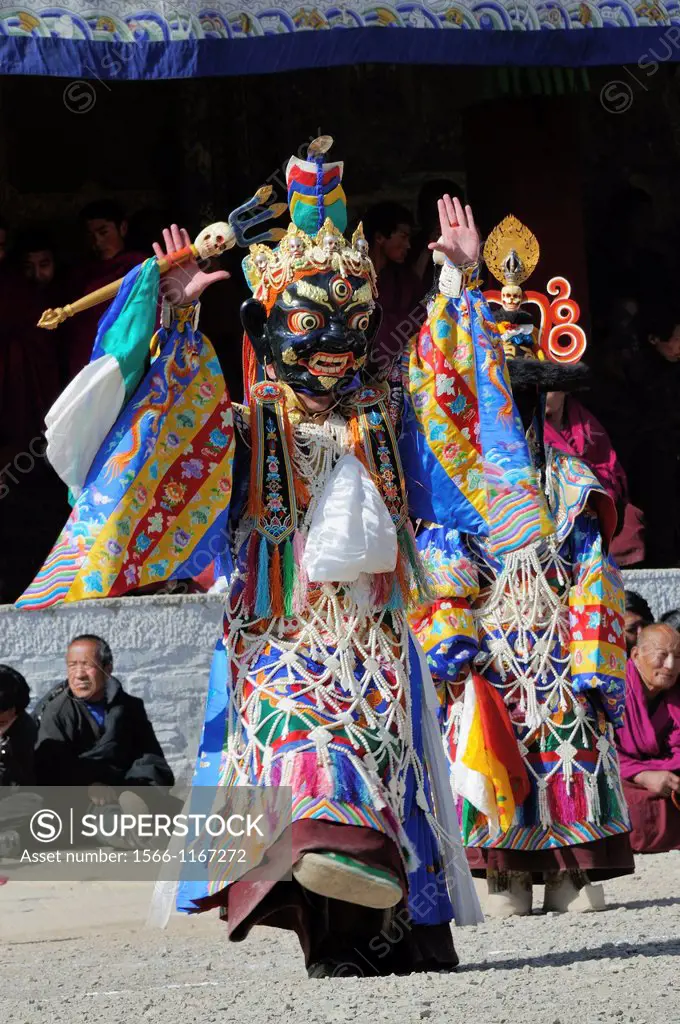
[34,635,175,813]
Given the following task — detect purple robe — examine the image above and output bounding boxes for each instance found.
[615,660,680,853]
[615,660,680,779]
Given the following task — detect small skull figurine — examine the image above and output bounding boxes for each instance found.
[288,235,306,259]
[323,233,340,254]
[501,284,523,312]
[355,236,369,257]
[254,251,270,273]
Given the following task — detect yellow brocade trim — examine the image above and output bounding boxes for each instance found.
[66,337,230,601]
[408,293,488,522]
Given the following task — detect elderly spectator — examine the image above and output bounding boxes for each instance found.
[615,624,680,853]
[624,590,654,657]
[35,635,175,818]
[0,666,41,857]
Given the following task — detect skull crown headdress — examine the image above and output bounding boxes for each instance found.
[242,135,377,313]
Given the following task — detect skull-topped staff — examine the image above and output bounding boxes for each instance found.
[37,185,287,330]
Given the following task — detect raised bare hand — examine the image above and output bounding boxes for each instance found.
[153,224,230,307]
[428,195,480,267]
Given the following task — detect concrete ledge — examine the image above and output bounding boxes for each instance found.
[1,569,678,781]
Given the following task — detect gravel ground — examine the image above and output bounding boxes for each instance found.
[3,853,680,1024]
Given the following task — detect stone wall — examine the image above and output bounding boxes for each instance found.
[0,594,224,785]
[1,569,678,781]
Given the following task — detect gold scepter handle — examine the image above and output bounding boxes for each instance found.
[38,234,224,330]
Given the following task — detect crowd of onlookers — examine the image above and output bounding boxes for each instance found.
[1,181,680,604]
[0,634,178,860]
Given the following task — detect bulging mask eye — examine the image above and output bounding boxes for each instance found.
[348,311,370,332]
[287,310,324,334]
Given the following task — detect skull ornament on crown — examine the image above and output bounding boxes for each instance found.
[240,137,381,397]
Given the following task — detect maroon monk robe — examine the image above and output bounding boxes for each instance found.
[615,659,680,853]
[543,395,645,566]
[63,249,147,382]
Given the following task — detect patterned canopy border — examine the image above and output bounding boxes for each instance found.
[1,1,679,76]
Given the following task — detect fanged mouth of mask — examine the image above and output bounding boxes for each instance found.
[296,351,356,378]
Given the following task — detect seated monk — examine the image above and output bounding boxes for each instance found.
[615,624,680,853]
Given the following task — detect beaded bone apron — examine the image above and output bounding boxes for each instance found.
[219,384,433,864]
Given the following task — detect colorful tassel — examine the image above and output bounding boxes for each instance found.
[290,752,334,798]
[270,543,284,619]
[398,522,434,605]
[387,573,405,611]
[255,536,272,619]
[242,532,260,614]
[371,572,391,608]
[242,332,259,406]
[348,413,363,458]
[283,537,295,618]
[547,773,587,826]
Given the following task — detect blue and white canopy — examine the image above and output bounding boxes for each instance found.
[1,0,679,79]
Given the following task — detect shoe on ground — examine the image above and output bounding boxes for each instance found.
[543,877,605,913]
[307,958,366,979]
[485,886,533,919]
[293,851,402,909]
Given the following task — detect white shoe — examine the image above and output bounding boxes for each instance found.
[484,875,533,918]
[543,876,605,913]
[293,852,402,910]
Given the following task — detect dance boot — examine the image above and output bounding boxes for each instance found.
[293,851,403,909]
[543,871,605,913]
[484,870,533,918]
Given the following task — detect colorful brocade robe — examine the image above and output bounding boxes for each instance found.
[410,450,631,851]
[18,269,566,919]
[175,379,458,922]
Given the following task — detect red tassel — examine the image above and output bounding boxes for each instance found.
[242,333,258,406]
[270,543,284,619]
[547,773,588,826]
[395,550,410,605]
[372,572,391,607]
[242,532,259,615]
